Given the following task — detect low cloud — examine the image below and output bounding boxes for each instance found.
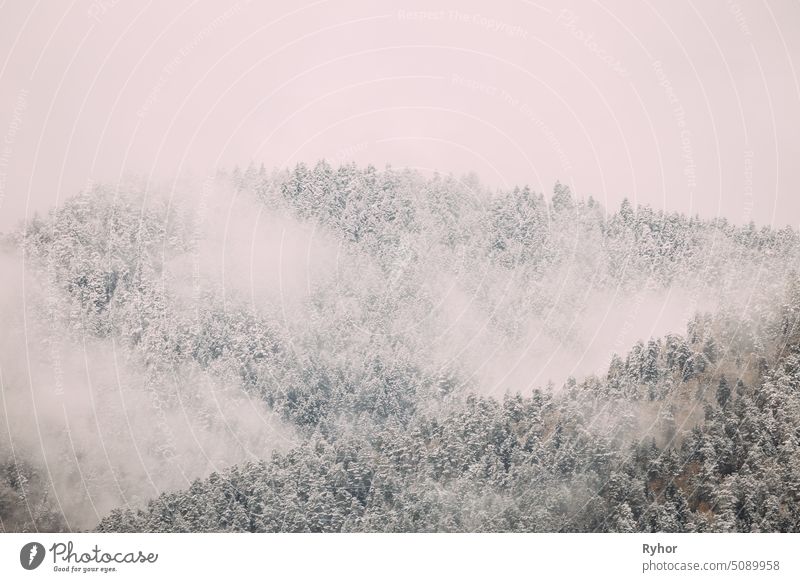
[0,251,295,530]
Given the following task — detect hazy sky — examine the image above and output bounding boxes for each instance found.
[1,0,799,231]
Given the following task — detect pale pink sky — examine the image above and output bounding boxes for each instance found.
[1,0,799,231]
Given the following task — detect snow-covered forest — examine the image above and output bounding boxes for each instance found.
[3,162,800,532]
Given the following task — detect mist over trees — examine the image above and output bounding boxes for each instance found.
[2,162,800,532]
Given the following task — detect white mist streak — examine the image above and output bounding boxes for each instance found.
[0,251,295,530]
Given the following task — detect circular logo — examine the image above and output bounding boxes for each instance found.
[20,542,46,570]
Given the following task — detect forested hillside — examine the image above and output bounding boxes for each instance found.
[2,162,800,532]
